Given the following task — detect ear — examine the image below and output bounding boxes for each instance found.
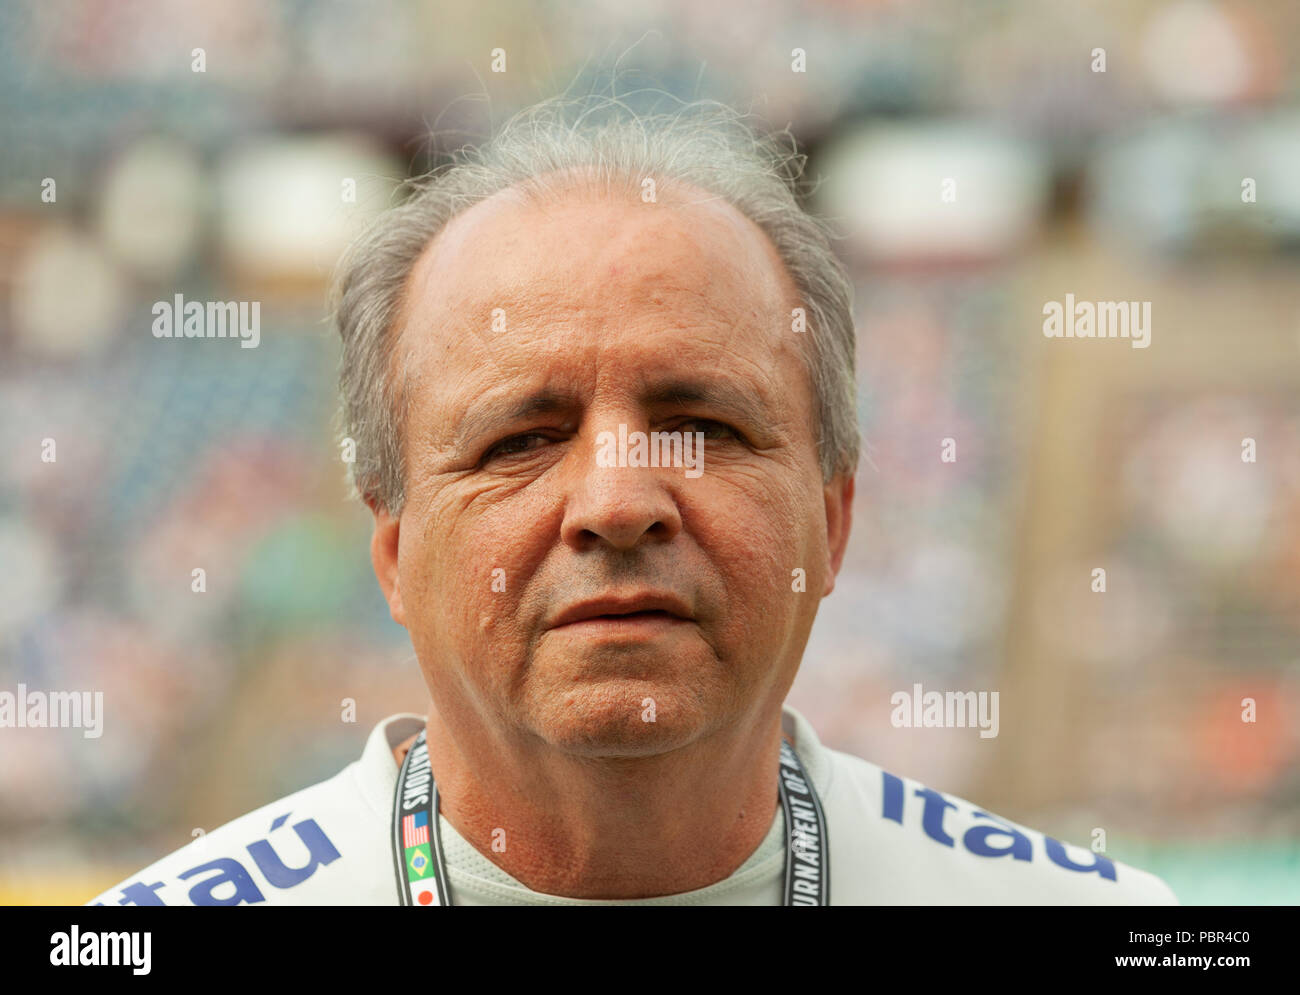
[822,472,854,598]
[368,498,406,627]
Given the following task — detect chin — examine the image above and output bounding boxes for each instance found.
[520,679,720,758]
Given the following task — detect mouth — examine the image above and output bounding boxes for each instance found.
[548,596,695,631]
[570,609,678,623]
[548,611,693,640]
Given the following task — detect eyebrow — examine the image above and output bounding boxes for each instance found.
[452,390,577,449]
[640,379,771,430]
[450,378,772,450]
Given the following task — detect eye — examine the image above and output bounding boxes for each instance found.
[677,419,741,442]
[483,432,552,463]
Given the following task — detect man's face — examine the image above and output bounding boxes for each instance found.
[372,179,852,757]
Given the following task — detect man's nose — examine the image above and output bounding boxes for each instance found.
[559,427,684,552]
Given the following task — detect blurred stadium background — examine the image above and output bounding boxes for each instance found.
[1,0,1298,905]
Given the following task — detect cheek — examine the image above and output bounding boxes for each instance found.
[398,482,556,647]
[687,474,823,619]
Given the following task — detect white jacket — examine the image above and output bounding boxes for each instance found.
[88,705,1178,905]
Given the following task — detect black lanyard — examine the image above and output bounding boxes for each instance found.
[392,728,830,906]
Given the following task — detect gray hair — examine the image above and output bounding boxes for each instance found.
[331,95,860,514]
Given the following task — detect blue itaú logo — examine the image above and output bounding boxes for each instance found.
[880,772,1117,880]
[96,812,343,906]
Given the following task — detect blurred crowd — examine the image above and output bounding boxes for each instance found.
[1,0,1298,903]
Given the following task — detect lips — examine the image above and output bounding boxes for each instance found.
[548,593,695,629]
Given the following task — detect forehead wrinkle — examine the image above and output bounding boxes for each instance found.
[430,301,797,446]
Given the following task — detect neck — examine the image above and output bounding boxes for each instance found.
[410,707,788,899]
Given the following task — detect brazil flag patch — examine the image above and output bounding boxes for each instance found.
[405,843,434,880]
